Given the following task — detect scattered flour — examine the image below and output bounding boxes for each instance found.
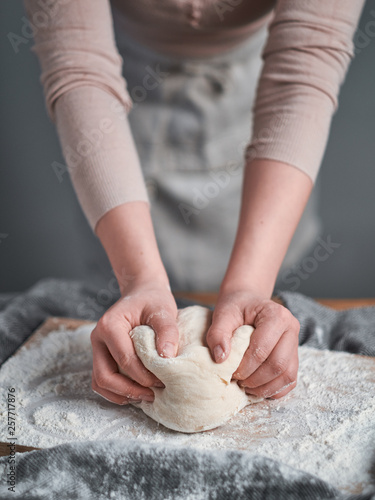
[0,323,374,494]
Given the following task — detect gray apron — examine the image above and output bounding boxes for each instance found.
[105,10,321,292]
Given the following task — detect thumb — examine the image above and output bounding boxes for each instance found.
[206,311,242,363]
[147,311,179,358]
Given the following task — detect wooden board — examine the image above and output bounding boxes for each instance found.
[0,300,374,494]
[174,293,375,310]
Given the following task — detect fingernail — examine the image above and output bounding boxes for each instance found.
[153,381,165,388]
[160,342,176,358]
[126,398,142,404]
[214,345,225,363]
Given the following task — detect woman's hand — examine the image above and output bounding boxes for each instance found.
[90,281,179,405]
[92,202,179,405]
[205,159,311,400]
[206,290,300,400]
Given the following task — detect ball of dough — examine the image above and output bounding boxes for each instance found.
[122,305,261,433]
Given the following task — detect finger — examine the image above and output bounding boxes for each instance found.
[234,304,298,380]
[92,383,152,405]
[98,319,162,388]
[268,380,297,399]
[91,374,147,406]
[145,309,179,358]
[92,338,155,401]
[206,307,243,363]
[246,378,297,400]
[239,331,298,388]
[243,355,299,399]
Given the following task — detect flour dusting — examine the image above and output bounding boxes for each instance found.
[0,323,374,494]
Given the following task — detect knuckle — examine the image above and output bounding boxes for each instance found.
[137,375,152,388]
[117,351,135,370]
[95,374,111,389]
[259,301,275,317]
[97,314,115,337]
[277,301,291,317]
[90,325,103,345]
[292,317,300,333]
[135,366,153,385]
[252,346,268,365]
[274,303,289,321]
[283,369,296,386]
[259,301,284,321]
[269,357,289,376]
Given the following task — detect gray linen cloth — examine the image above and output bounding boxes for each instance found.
[0,278,374,499]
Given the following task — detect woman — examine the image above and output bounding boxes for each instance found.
[25,0,364,406]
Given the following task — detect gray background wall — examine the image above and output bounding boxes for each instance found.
[0,1,374,297]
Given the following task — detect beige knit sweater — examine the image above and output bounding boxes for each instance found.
[24,0,365,231]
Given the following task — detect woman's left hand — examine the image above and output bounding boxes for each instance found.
[206,290,300,399]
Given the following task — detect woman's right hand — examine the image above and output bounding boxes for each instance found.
[90,281,179,405]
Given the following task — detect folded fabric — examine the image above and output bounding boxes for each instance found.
[277,290,375,356]
[1,438,374,500]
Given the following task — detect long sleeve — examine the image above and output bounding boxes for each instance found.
[24,0,149,232]
[246,0,366,181]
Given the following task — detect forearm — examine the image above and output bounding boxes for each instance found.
[25,0,150,232]
[96,201,169,295]
[54,87,149,230]
[221,159,313,298]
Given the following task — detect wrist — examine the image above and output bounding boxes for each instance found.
[219,273,274,300]
[219,159,312,300]
[96,201,170,296]
[118,270,171,297]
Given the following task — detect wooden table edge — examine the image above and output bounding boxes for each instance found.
[175,293,375,310]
